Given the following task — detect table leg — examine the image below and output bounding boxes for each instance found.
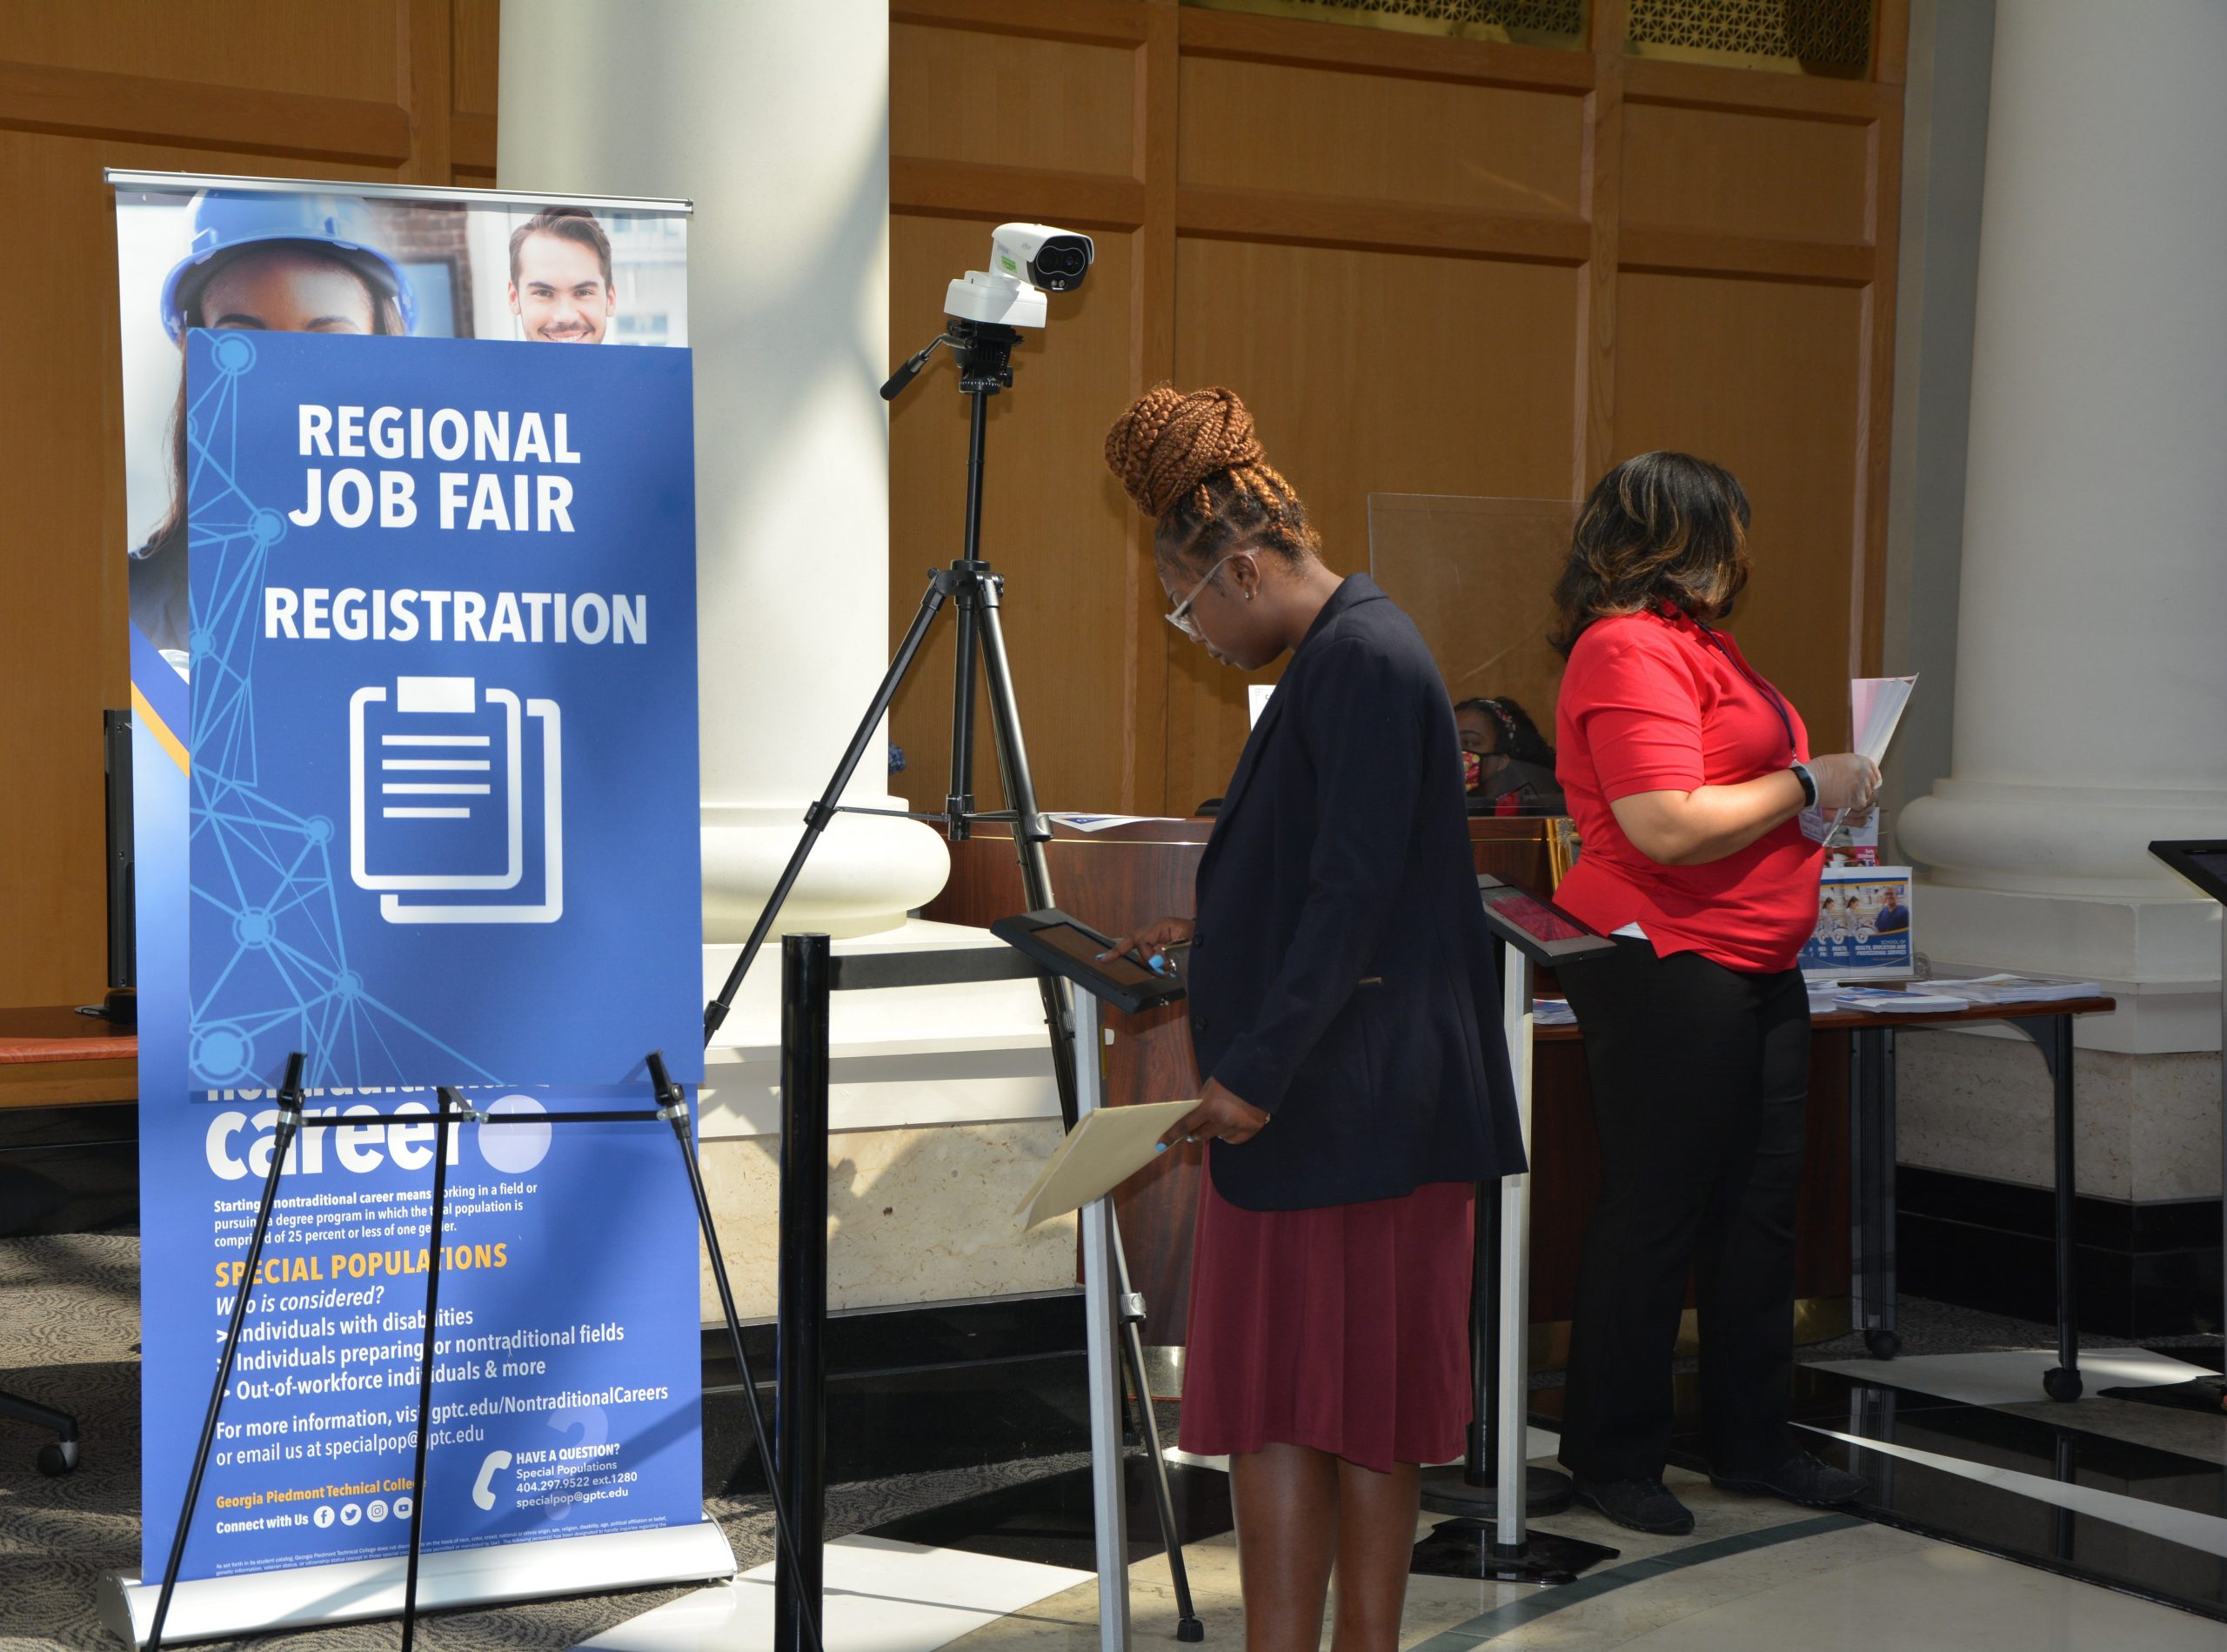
[1878,1028,1899,1357]
[2044,1013,2082,1400]
[1999,1013,2083,1400]
[1853,1027,1900,1360]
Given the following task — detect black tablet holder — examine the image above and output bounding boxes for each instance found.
[141,1051,817,1652]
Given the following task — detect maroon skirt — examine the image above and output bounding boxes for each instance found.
[1177,1156,1474,1475]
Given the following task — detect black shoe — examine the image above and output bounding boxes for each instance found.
[1573,1475,1695,1535]
[1709,1450,1869,1508]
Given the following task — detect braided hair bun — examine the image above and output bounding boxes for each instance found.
[1104,385,1261,518]
[1103,385,1319,564]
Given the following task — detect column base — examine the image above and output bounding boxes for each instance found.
[701,801,950,941]
[692,921,1073,1322]
[1908,881,2220,1053]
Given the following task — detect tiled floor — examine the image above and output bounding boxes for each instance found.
[925,1467,2222,1651]
[588,1341,2227,1652]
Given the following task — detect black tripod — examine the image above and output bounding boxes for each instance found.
[702,317,1205,1640]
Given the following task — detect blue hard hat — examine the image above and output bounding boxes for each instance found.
[159,191,418,340]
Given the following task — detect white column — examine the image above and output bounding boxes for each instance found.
[498,0,948,944]
[1896,0,2227,1053]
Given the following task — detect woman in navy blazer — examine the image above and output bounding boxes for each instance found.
[1101,387,1524,1652]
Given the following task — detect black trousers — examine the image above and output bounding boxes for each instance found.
[1555,939,1810,1482]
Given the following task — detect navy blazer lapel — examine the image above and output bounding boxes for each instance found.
[1199,575,1387,875]
[1204,685,1289,863]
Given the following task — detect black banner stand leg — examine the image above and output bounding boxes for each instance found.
[397,1088,460,1652]
[144,1052,307,1652]
[645,1053,824,1652]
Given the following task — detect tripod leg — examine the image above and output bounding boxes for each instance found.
[145,1058,304,1652]
[973,598,1204,1634]
[1114,1252,1204,1639]
[656,1077,824,1652]
[399,1091,458,1652]
[703,572,957,1043]
[972,588,1079,1117]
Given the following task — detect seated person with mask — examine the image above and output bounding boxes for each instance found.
[1456,696,1566,815]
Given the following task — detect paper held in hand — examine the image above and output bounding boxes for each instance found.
[1853,674,1918,764]
[1012,1099,1199,1231]
[1801,675,1917,845]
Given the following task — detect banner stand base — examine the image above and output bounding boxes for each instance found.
[100,1518,736,1647]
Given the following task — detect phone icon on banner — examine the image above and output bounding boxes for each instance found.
[472,1448,514,1511]
[350,676,564,925]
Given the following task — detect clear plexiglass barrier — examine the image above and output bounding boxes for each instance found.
[1368,493,1578,817]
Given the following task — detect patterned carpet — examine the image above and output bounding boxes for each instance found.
[0,1236,1097,1652]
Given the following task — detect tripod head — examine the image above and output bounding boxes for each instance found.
[879,318,1021,403]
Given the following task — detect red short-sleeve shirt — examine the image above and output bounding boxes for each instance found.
[1553,609,1825,973]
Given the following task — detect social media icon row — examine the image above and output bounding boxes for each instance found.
[311,1496,410,1529]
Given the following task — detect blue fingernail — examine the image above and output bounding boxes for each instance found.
[1154,1142,1167,1153]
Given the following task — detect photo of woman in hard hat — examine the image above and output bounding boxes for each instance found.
[128,191,417,658]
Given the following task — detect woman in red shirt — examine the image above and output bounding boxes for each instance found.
[1549,452,1878,1535]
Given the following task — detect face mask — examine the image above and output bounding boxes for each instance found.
[1462,751,1481,791]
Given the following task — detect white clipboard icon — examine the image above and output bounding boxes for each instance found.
[349,675,564,924]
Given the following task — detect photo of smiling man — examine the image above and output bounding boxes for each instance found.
[508,205,615,343]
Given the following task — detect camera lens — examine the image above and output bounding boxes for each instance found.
[1035,240,1088,288]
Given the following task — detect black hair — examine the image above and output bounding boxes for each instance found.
[1551,451,1752,655]
[1455,696,1555,768]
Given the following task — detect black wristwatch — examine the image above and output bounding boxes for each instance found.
[1789,760,1819,808]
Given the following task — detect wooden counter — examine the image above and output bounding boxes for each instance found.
[0,1006,137,1109]
[923,817,1849,1348]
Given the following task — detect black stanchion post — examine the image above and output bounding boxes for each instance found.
[144,1052,308,1652]
[776,937,830,1652]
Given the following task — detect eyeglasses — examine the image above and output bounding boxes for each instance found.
[1164,552,1247,642]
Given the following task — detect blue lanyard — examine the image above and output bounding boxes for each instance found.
[1695,620,1797,759]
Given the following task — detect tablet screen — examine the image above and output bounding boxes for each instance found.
[1033,922,1163,989]
[1483,889,1591,944]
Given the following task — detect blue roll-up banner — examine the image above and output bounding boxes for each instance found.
[110,175,726,1634]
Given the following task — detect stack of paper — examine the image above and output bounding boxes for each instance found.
[1043,813,1162,833]
[1925,973,2100,1004]
[1835,987,1968,1014]
[1532,997,1576,1026]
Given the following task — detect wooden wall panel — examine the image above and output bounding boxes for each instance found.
[1169,238,1582,809]
[4,1,404,103]
[1175,56,1585,218]
[887,216,1142,816]
[1615,272,1868,749]
[892,23,1136,177]
[1622,102,1871,244]
[0,0,495,1010]
[892,0,1905,822]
